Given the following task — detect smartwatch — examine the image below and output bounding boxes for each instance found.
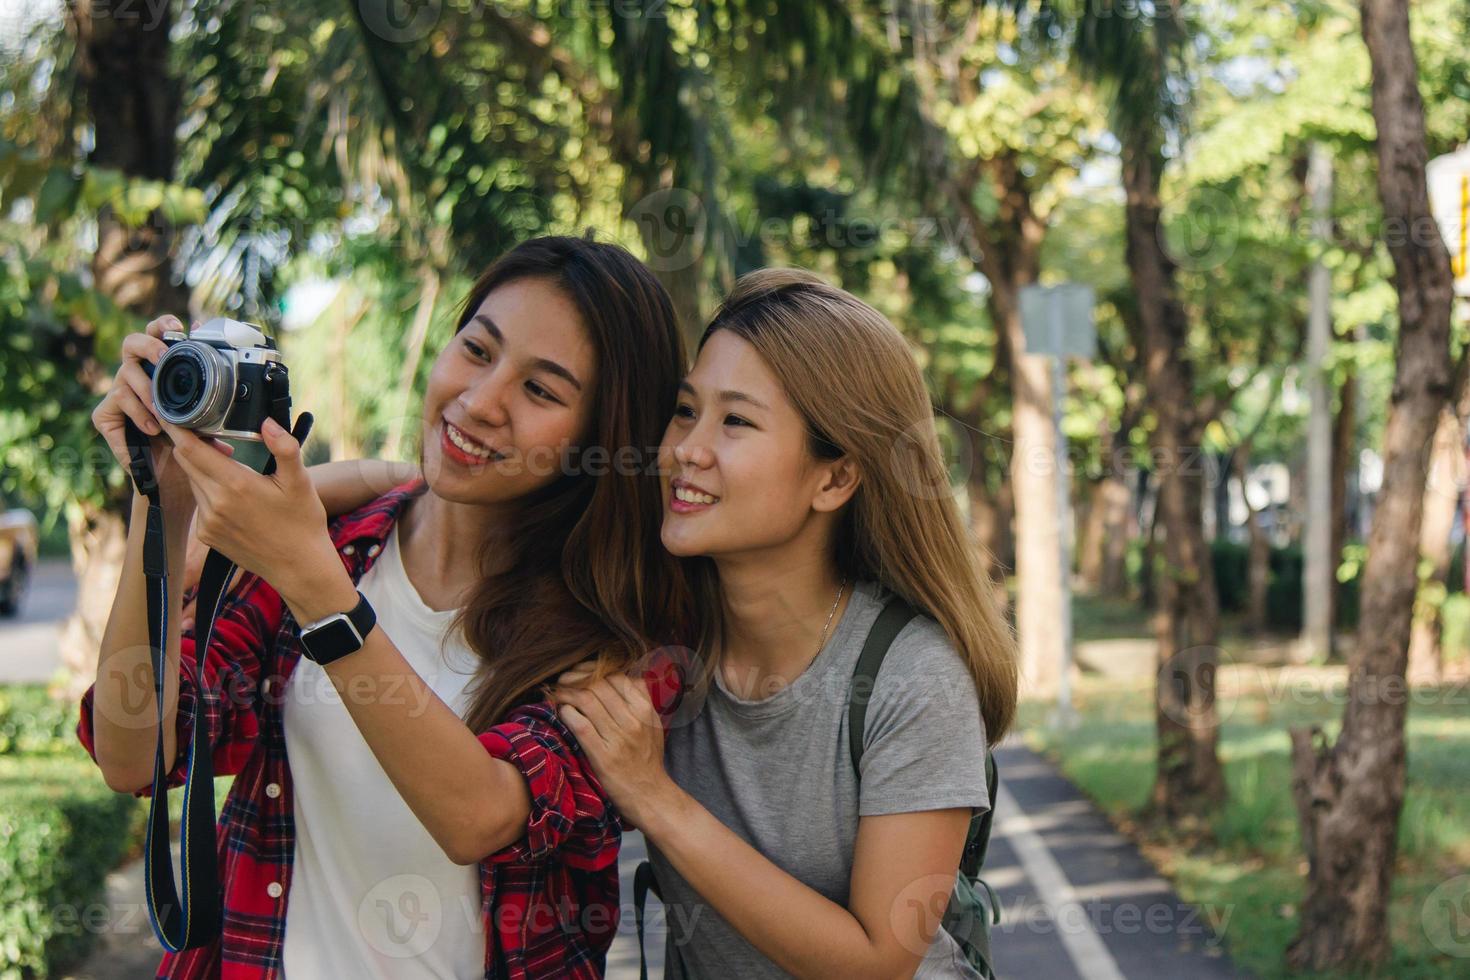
[298,590,376,665]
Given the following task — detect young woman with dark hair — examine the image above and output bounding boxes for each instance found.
[79,236,694,979]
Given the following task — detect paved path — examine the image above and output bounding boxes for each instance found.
[982,743,1243,979]
[0,557,76,683]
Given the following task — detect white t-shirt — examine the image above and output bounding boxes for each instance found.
[281,523,487,979]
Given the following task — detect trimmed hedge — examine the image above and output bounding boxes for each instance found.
[0,687,143,979]
[1209,538,1362,632]
[0,685,78,757]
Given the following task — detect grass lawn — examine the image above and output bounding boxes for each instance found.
[1020,666,1470,978]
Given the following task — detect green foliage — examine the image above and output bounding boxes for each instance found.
[0,687,142,980]
[0,686,79,757]
[0,684,238,979]
[1209,538,1361,632]
[1023,673,1470,977]
[275,240,476,459]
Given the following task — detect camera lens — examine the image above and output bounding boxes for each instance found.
[153,342,232,429]
[157,354,204,413]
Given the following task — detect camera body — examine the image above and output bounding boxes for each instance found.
[145,318,291,441]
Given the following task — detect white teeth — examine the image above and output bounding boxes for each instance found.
[674,486,718,505]
[446,422,492,459]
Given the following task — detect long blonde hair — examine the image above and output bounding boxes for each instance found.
[689,268,1018,742]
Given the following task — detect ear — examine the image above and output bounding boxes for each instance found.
[811,456,861,513]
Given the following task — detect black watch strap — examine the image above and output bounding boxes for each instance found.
[298,590,376,665]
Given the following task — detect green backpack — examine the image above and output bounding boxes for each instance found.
[631,595,1002,979]
[850,596,1001,979]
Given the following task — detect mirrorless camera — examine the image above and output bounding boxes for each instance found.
[143,318,291,441]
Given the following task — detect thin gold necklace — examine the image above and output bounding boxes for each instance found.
[798,577,849,677]
[716,578,849,693]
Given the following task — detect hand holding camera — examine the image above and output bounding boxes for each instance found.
[92,315,292,512]
[92,317,221,513]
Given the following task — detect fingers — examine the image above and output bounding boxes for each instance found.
[609,673,657,719]
[556,700,609,750]
[102,383,160,439]
[157,417,229,489]
[145,314,184,340]
[118,360,163,423]
[260,417,306,487]
[557,665,597,688]
[584,675,645,731]
[123,325,172,367]
[554,684,616,742]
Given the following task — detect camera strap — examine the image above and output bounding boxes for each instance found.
[121,411,312,952]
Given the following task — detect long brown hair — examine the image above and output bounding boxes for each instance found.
[424,236,695,731]
[687,268,1018,743]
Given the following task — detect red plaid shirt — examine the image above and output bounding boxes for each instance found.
[77,479,678,979]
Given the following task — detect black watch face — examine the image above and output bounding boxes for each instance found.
[303,617,363,662]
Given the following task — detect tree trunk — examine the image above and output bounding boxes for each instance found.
[625,175,705,348]
[966,428,1005,585]
[990,463,1017,579]
[1138,468,1158,610]
[1079,422,1134,597]
[57,2,182,701]
[1121,125,1226,819]
[1287,0,1458,968]
[1210,450,1231,541]
[1302,142,1336,661]
[1099,470,1133,596]
[971,158,1061,701]
[329,295,370,460]
[1406,371,1469,681]
[1077,478,1108,592]
[1330,325,1360,644]
[383,264,442,460]
[998,288,1067,699]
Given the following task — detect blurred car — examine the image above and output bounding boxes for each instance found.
[0,508,38,616]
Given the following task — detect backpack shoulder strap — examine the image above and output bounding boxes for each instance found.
[847,595,918,775]
[633,859,660,980]
[965,749,1000,878]
[845,595,1002,878]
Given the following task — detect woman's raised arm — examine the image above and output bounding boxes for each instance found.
[308,459,422,517]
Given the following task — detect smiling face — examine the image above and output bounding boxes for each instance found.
[659,329,858,559]
[420,277,597,506]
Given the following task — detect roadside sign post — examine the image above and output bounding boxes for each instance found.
[1020,283,1096,727]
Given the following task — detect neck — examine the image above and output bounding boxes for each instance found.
[395,491,509,611]
[712,538,851,694]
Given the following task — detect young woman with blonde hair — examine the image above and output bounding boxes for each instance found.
[553,268,1017,978]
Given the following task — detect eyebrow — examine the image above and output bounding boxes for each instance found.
[678,379,770,412]
[472,314,583,392]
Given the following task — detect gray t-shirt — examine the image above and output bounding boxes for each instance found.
[650,579,990,978]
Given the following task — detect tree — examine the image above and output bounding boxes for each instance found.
[1053,0,1236,817]
[1287,0,1459,967]
[53,0,188,698]
[881,4,1103,700]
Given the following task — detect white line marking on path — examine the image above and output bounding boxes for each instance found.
[995,781,1128,980]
